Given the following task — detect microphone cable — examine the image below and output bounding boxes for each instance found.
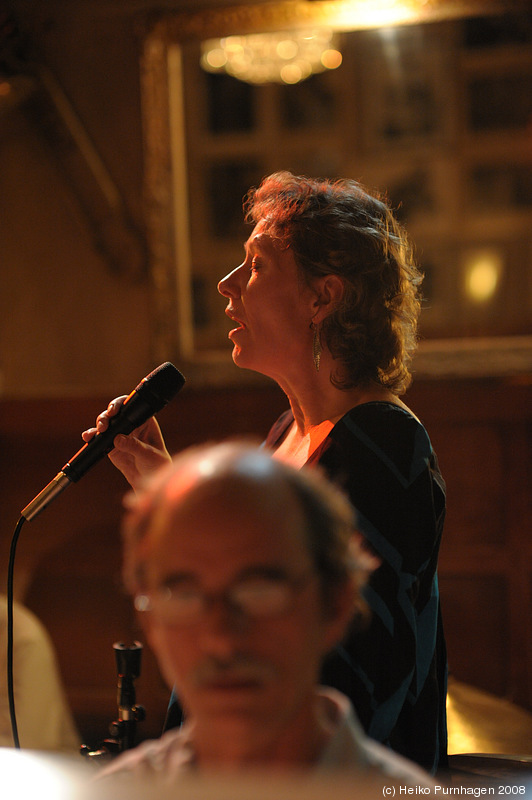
[6,516,25,748]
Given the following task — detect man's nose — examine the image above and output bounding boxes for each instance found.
[197,597,249,657]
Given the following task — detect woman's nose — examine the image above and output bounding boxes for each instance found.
[218,265,242,299]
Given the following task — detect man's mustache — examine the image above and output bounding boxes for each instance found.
[191,656,277,687]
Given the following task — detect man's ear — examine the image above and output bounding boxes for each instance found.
[311,275,345,324]
[322,579,358,654]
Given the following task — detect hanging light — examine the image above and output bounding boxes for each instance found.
[200,29,342,85]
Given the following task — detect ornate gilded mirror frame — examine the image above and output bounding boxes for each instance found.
[141,0,532,385]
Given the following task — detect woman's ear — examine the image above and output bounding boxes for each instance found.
[311,275,345,323]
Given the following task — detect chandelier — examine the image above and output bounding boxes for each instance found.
[200,29,342,85]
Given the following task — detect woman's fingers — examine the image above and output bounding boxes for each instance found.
[81,396,127,441]
[109,433,171,491]
[79,396,170,490]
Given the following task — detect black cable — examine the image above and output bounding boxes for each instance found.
[7,516,25,749]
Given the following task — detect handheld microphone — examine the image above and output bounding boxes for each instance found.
[20,362,185,521]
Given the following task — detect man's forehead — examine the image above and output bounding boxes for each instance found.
[158,472,301,534]
[142,468,310,559]
[140,499,312,593]
[131,445,312,552]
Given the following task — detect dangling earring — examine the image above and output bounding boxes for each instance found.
[311,322,322,372]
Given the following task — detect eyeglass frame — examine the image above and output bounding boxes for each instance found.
[133,567,316,625]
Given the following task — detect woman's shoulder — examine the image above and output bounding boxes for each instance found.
[340,401,428,436]
[330,401,435,468]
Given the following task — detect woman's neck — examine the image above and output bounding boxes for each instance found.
[285,380,397,435]
[270,375,400,468]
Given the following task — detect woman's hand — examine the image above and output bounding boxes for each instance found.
[82,396,172,491]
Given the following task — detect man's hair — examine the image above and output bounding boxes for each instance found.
[121,442,374,624]
[244,171,423,395]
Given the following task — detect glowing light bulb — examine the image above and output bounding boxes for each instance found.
[321,49,343,70]
[463,249,503,303]
[201,29,342,85]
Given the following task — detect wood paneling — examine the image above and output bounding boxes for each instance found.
[408,377,532,709]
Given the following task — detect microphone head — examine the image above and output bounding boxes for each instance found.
[139,361,185,400]
[137,362,186,407]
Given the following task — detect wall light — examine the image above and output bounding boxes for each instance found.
[463,248,504,304]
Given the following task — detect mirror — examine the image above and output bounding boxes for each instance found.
[141,1,532,384]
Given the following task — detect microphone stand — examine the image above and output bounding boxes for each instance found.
[81,641,145,761]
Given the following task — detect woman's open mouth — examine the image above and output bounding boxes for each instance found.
[226,309,246,336]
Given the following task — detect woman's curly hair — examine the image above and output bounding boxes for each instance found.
[244,171,423,395]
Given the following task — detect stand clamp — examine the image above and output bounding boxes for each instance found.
[80,641,145,761]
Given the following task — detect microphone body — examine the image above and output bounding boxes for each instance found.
[21,362,185,521]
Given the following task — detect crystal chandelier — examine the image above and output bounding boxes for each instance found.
[200,29,342,85]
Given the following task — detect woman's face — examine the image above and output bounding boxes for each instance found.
[218,222,318,381]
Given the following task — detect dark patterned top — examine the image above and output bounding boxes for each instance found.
[264,402,448,772]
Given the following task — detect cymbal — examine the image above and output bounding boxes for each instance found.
[447,677,532,756]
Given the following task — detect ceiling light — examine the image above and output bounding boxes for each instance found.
[200,29,342,85]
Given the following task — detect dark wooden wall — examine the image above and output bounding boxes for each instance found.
[1,375,531,746]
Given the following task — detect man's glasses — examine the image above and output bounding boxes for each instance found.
[134,571,312,625]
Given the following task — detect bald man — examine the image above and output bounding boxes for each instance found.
[102,442,433,787]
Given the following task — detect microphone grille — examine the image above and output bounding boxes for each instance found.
[140,362,186,403]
